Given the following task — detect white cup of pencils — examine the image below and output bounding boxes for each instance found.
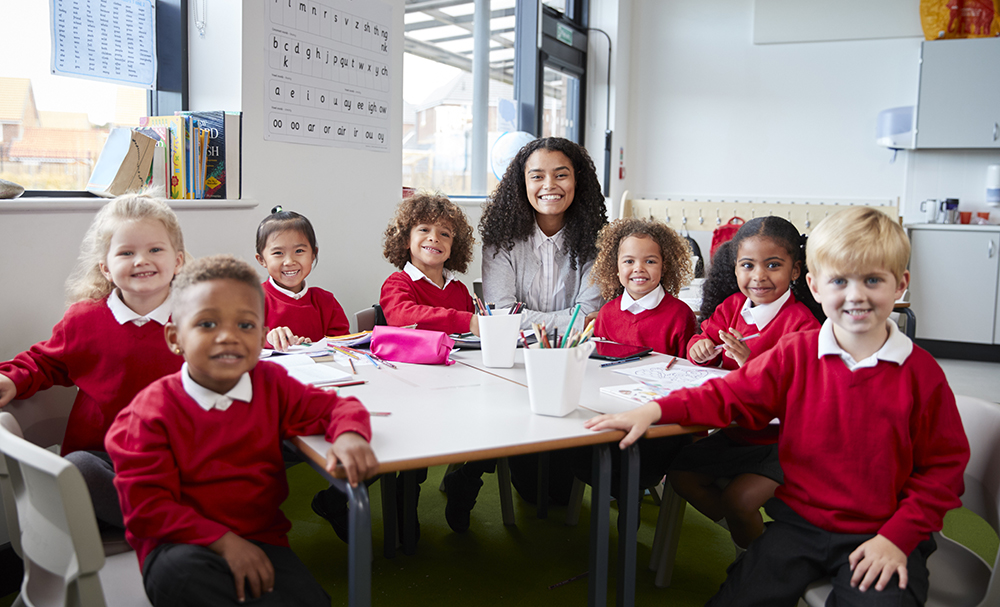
[522,305,596,417]
[480,313,522,368]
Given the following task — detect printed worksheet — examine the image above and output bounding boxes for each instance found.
[612,363,728,390]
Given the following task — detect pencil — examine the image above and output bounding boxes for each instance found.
[665,356,677,370]
[349,358,357,374]
[368,411,392,417]
[713,333,761,350]
[566,303,582,338]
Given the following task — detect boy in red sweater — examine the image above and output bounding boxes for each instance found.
[107,255,378,607]
[586,207,970,606]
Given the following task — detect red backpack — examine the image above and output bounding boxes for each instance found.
[710,217,745,260]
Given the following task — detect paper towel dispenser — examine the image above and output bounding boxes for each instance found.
[876,106,915,150]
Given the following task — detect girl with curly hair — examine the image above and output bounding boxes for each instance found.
[379,191,478,335]
[443,138,607,534]
[255,207,351,351]
[479,137,608,330]
[670,216,824,550]
[591,218,696,355]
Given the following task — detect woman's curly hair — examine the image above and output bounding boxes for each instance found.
[382,191,475,273]
[591,218,693,301]
[480,137,607,270]
[699,216,825,325]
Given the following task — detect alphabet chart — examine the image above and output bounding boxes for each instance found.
[264,0,391,151]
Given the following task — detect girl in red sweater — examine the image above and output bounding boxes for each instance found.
[255,207,350,351]
[591,217,696,354]
[670,216,824,549]
[378,192,478,336]
[0,192,187,529]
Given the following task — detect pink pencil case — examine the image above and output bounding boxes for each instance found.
[370,325,455,365]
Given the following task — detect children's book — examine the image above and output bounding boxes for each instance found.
[140,115,186,198]
[86,128,158,198]
[225,111,242,199]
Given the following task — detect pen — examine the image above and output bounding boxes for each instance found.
[601,356,643,368]
[714,333,761,350]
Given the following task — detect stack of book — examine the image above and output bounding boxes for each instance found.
[87,111,242,199]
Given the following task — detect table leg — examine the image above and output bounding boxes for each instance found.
[588,445,611,607]
[400,470,418,555]
[344,480,372,607]
[617,443,639,607]
[380,474,396,559]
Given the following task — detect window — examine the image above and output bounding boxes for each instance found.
[0,1,185,194]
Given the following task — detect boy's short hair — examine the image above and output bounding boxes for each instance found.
[382,191,475,272]
[806,207,909,281]
[171,254,265,319]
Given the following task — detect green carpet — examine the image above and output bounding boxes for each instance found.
[1,464,995,606]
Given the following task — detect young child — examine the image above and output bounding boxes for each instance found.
[379,192,478,335]
[0,192,186,529]
[106,254,378,607]
[255,206,350,351]
[572,218,697,517]
[587,207,970,606]
[669,216,823,549]
[591,217,696,354]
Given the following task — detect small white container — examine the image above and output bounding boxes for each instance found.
[987,164,1000,206]
[478,313,522,368]
[523,341,595,417]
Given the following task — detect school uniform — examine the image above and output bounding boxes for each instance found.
[657,321,970,606]
[106,361,370,606]
[594,286,696,355]
[262,278,350,341]
[379,262,475,334]
[672,290,820,481]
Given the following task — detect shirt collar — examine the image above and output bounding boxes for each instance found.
[817,318,912,371]
[403,261,455,289]
[739,288,791,330]
[531,222,565,253]
[621,285,665,314]
[269,276,309,299]
[106,289,172,327]
[180,362,253,411]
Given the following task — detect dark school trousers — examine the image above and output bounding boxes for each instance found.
[143,540,329,607]
[707,498,934,607]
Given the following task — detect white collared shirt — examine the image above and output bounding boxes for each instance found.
[269,276,310,300]
[107,289,172,327]
[739,288,791,331]
[180,362,253,411]
[621,285,665,315]
[403,261,455,289]
[817,319,912,371]
[528,223,566,311]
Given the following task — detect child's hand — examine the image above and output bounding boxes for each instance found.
[327,431,379,487]
[266,326,310,352]
[583,311,599,327]
[208,531,275,602]
[717,328,751,367]
[689,338,722,364]
[469,314,480,337]
[584,402,662,450]
[848,534,908,592]
[0,374,17,408]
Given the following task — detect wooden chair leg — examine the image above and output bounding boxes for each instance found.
[565,477,585,526]
[649,483,687,588]
[497,457,515,526]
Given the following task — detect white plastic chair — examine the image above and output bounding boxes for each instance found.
[804,395,1000,606]
[0,411,151,607]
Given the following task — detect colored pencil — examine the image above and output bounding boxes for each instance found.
[665,356,677,370]
[713,333,761,350]
[565,303,582,341]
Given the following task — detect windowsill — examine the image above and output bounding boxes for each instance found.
[0,198,259,213]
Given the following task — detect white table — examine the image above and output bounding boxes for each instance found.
[292,352,645,607]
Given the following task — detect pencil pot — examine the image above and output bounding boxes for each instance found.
[479,313,522,368]
[523,342,595,417]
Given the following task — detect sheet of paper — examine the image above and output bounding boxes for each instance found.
[264,354,316,368]
[284,364,352,386]
[612,363,728,390]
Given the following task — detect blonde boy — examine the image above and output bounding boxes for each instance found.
[587,207,969,606]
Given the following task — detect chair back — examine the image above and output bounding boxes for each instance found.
[954,395,1000,606]
[0,411,108,607]
[3,385,75,449]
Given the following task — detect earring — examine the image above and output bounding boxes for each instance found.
[173,347,182,355]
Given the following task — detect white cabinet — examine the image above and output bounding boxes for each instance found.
[915,38,1000,149]
[909,226,1000,344]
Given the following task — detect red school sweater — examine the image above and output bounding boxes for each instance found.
[594,293,696,357]
[0,298,182,455]
[105,361,372,569]
[657,330,969,555]
[379,271,475,335]
[262,281,350,342]
[687,291,819,445]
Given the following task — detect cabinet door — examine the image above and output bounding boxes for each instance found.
[915,38,1000,149]
[909,230,999,343]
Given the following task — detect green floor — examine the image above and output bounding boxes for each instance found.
[2,463,996,606]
